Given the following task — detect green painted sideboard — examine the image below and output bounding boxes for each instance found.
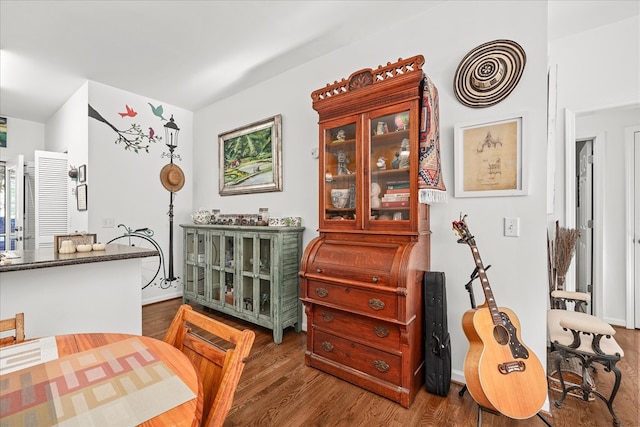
[180,224,304,344]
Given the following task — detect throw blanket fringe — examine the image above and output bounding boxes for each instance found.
[419,189,448,204]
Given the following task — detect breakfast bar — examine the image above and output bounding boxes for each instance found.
[0,244,158,339]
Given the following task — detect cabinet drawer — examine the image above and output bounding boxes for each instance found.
[307,240,400,285]
[313,330,401,384]
[307,280,398,319]
[312,306,400,350]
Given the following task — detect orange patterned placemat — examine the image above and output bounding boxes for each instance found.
[0,337,195,426]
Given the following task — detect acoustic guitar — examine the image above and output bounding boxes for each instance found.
[453,215,547,419]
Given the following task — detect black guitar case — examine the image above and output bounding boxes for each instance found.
[423,271,451,396]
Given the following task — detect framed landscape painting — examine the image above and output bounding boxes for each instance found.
[219,115,282,196]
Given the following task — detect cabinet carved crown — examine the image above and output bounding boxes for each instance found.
[311,56,425,104]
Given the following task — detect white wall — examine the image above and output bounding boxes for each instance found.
[576,106,640,325]
[550,15,640,325]
[27,80,194,305]
[87,81,194,305]
[194,0,550,389]
[46,82,89,232]
[550,15,640,222]
[551,16,639,114]
[0,116,45,162]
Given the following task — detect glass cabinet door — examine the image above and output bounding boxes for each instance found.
[368,106,413,227]
[184,229,206,300]
[257,236,272,317]
[184,229,196,297]
[208,232,223,304]
[322,119,358,229]
[240,234,273,317]
[223,234,235,307]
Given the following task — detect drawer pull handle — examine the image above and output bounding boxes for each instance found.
[321,313,334,322]
[369,298,385,311]
[321,341,334,352]
[372,276,379,283]
[315,288,329,298]
[373,326,389,338]
[374,360,390,373]
[316,268,323,274]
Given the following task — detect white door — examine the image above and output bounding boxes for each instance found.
[23,162,36,250]
[35,150,68,248]
[5,155,25,250]
[576,139,593,313]
[635,131,640,329]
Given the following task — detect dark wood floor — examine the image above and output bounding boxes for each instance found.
[143,298,639,427]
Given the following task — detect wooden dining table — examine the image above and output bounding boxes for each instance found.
[0,333,203,426]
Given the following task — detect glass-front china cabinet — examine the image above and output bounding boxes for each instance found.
[300,56,434,407]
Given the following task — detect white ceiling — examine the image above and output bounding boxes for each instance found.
[1,1,638,124]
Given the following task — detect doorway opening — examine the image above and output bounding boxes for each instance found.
[575,138,594,314]
[567,105,640,327]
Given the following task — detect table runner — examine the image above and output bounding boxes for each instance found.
[0,336,59,375]
[0,337,195,426]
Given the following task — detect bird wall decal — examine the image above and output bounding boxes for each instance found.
[148,103,167,121]
[89,104,160,153]
[118,104,137,118]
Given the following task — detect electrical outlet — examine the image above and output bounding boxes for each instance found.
[504,217,519,237]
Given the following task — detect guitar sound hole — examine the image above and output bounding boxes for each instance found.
[493,325,509,345]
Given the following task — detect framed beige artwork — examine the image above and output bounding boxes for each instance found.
[454,114,527,197]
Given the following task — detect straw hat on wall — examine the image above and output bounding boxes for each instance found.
[160,163,185,192]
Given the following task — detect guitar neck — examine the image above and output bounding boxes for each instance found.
[467,243,502,325]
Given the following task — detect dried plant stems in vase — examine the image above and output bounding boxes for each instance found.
[548,220,579,307]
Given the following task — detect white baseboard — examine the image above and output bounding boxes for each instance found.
[142,291,183,306]
[451,369,465,385]
[604,316,626,327]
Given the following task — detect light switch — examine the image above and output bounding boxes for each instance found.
[102,218,115,228]
[504,217,519,237]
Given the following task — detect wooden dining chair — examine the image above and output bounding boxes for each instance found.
[163,304,255,427]
[0,312,25,347]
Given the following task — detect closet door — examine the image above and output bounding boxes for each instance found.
[35,150,68,248]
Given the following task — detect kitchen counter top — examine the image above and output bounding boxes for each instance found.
[0,244,158,273]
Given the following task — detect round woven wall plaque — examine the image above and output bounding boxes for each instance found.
[453,39,526,108]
